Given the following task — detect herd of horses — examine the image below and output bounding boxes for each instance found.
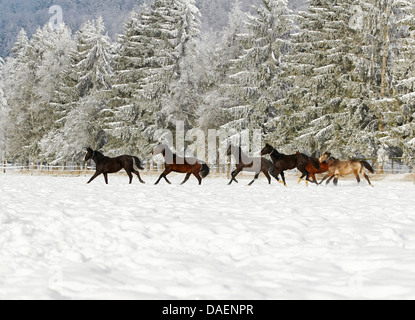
[84,143,375,187]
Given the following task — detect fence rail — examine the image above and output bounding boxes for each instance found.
[0,159,235,175]
[0,158,414,175]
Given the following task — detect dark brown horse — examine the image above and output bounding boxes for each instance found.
[260,144,319,187]
[319,152,375,186]
[153,143,210,185]
[299,154,329,185]
[84,147,145,184]
[226,145,280,186]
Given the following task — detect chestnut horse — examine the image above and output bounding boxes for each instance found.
[319,152,375,187]
[261,144,319,187]
[153,143,210,185]
[226,145,280,186]
[299,154,329,185]
[84,147,145,184]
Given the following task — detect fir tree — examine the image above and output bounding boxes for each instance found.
[223,0,293,136]
[41,18,114,162]
[2,29,37,162]
[0,57,8,160]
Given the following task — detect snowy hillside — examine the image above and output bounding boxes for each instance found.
[1,174,415,299]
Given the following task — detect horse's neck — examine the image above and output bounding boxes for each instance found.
[270,149,283,160]
[233,147,251,163]
[93,151,106,163]
[162,146,175,159]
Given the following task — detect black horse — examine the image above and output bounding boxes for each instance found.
[226,144,280,186]
[260,144,319,187]
[84,147,145,185]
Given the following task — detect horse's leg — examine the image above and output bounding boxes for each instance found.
[181,172,192,185]
[228,168,242,185]
[326,175,335,185]
[126,170,134,184]
[131,169,145,184]
[192,172,202,185]
[263,171,272,184]
[87,171,101,184]
[103,173,109,185]
[280,171,287,187]
[354,171,361,184]
[363,172,374,187]
[298,170,309,186]
[319,173,331,185]
[163,168,173,184]
[270,171,280,182]
[310,173,318,185]
[298,171,307,184]
[248,172,260,186]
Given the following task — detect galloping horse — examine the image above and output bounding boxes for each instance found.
[226,144,280,186]
[319,152,375,187]
[153,143,210,185]
[299,154,329,185]
[260,144,319,187]
[84,147,145,184]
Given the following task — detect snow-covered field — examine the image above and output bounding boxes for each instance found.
[1,172,415,300]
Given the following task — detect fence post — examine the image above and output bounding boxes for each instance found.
[2,160,5,174]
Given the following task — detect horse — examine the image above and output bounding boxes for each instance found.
[260,143,320,187]
[298,154,330,185]
[153,143,210,185]
[318,152,375,187]
[226,144,280,186]
[84,147,146,185]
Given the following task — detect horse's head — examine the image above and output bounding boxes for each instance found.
[260,143,273,156]
[153,143,166,156]
[84,147,94,162]
[319,152,332,163]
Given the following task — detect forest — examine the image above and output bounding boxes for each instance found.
[0,0,414,165]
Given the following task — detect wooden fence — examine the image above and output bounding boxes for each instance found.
[0,157,234,177]
[0,157,413,175]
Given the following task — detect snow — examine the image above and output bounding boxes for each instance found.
[1,173,415,299]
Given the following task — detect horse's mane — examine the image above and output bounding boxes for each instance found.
[93,150,106,161]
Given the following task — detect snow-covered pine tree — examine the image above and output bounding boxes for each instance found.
[224,0,293,137]
[0,57,8,161]
[104,4,161,157]
[41,17,114,162]
[386,1,415,163]
[270,0,380,157]
[161,0,203,130]
[197,1,249,133]
[105,0,203,159]
[2,29,37,162]
[24,24,75,162]
[352,0,414,163]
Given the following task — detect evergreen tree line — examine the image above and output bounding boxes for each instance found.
[0,0,414,165]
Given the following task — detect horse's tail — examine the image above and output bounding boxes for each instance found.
[361,161,375,174]
[133,156,145,171]
[200,163,210,179]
